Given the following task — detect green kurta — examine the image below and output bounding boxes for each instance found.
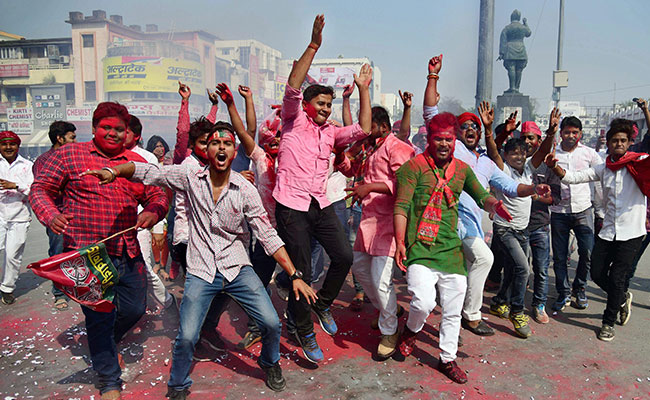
[394,154,491,275]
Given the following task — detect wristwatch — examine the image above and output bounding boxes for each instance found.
[290,270,304,281]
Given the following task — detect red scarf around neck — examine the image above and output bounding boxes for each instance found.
[606,151,650,196]
[416,153,458,244]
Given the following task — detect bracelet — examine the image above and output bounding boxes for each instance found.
[427,73,439,80]
[308,43,319,51]
[102,167,118,182]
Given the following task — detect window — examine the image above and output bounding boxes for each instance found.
[84,81,96,101]
[222,48,230,55]
[204,45,210,58]
[82,34,94,48]
[6,87,26,103]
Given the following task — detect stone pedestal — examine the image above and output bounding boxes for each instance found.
[496,92,531,125]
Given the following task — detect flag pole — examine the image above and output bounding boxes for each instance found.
[97,225,138,244]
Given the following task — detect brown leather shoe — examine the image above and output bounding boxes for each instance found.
[377,331,400,358]
[100,390,122,400]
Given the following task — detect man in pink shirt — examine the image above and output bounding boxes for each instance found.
[273,14,372,363]
[336,106,414,358]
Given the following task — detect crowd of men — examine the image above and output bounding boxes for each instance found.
[1,15,649,400]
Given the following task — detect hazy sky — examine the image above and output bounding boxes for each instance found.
[2,0,649,114]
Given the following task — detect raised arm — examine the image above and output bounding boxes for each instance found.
[238,85,257,138]
[354,64,373,134]
[478,101,504,170]
[174,81,191,164]
[530,108,560,168]
[495,111,520,151]
[215,83,256,157]
[287,15,324,90]
[397,90,413,142]
[341,84,354,127]
[206,88,220,124]
[423,55,442,108]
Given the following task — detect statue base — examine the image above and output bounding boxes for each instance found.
[496,92,531,128]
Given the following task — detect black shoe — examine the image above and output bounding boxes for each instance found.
[192,342,220,362]
[1,291,15,305]
[257,359,286,392]
[200,329,226,352]
[237,330,262,350]
[619,291,633,326]
[166,387,190,399]
[461,318,495,336]
[572,288,588,309]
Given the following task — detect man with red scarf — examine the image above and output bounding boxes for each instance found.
[393,112,513,384]
[546,119,649,341]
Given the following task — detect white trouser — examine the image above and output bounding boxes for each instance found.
[461,236,494,321]
[137,228,172,307]
[0,220,29,293]
[351,251,398,335]
[406,263,467,363]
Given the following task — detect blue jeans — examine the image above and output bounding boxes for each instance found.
[80,251,147,394]
[529,225,550,307]
[168,267,281,391]
[551,209,594,298]
[47,227,65,298]
[492,224,530,314]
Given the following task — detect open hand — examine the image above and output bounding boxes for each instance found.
[49,213,74,235]
[478,101,494,128]
[399,90,413,108]
[394,242,408,272]
[342,84,354,99]
[310,14,325,49]
[354,64,373,89]
[547,107,562,135]
[178,81,191,100]
[206,88,219,105]
[505,110,520,132]
[293,279,318,304]
[428,54,443,74]
[215,83,234,106]
[544,153,558,169]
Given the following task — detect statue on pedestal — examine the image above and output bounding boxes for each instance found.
[497,9,531,93]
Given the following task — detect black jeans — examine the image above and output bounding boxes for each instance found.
[275,198,353,336]
[590,236,644,326]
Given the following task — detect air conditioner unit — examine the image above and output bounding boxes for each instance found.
[59,55,70,64]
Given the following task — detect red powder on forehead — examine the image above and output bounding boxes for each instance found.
[426,112,460,140]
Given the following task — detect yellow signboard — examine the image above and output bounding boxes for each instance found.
[103,56,204,93]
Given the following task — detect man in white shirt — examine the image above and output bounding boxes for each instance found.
[546,120,648,341]
[0,130,33,305]
[549,116,603,312]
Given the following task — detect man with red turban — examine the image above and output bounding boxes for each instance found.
[0,130,33,305]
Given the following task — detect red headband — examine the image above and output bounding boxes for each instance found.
[0,130,20,146]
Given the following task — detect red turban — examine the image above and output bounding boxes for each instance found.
[457,112,482,130]
[521,121,542,137]
[0,130,20,146]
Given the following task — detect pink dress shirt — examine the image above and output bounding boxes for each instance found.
[273,85,368,211]
[336,133,414,256]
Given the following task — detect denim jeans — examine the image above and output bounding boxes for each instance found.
[551,208,594,298]
[492,224,530,314]
[349,206,364,294]
[168,267,281,391]
[47,227,65,298]
[590,236,643,326]
[275,199,353,336]
[80,250,147,394]
[529,225,551,307]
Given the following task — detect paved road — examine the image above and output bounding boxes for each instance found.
[1,220,649,399]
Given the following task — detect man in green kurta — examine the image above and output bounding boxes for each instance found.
[393,112,512,384]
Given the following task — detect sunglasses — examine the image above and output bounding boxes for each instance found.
[460,122,479,131]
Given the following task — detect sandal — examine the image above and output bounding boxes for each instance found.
[54,297,69,311]
[349,297,363,312]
